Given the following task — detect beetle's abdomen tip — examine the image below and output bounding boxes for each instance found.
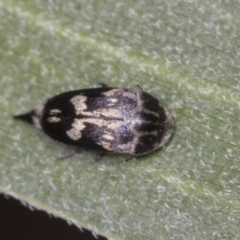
[13,111,35,125]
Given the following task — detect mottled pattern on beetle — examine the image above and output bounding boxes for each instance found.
[14,87,172,156]
[47,109,62,123]
[32,106,44,130]
[59,88,171,155]
[64,89,137,153]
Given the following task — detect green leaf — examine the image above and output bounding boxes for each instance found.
[1,0,240,239]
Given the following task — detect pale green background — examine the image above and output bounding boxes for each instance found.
[1,1,240,239]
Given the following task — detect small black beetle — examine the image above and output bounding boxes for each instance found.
[14,87,172,157]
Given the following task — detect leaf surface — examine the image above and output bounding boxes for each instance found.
[1,1,240,239]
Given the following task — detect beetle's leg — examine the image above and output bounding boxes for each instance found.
[125,156,138,162]
[94,152,107,162]
[58,147,82,160]
[99,83,109,88]
[136,84,143,91]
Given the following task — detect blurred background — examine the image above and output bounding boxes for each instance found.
[0,194,107,240]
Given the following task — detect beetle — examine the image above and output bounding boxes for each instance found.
[14,87,173,158]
